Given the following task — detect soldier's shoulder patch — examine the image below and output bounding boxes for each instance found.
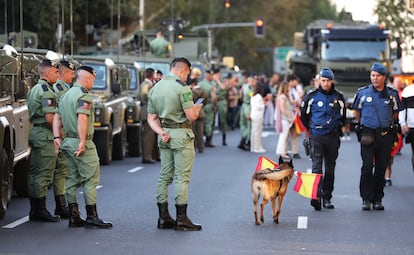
[41,84,49,92]
[81,87,89,93]
[183,92,192,103]
[56,83,64,91]
[78,100,92,110]
[42,98,56,107]
[176,79,187,86]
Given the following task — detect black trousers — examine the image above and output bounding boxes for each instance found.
[310,133,340,200]
[359,132,393,202]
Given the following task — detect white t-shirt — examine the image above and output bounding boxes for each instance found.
[250,93,265,120]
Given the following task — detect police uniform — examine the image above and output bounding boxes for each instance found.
[148,59,202,230]
[140,75,157,163]
[301,68,346,210]
[52,60,76,218]
[352,63,402,210]
[58,66,112,228]
[214,70,228,146]
[27,59,60,222]
[199,72,216,147]
[238,82,253,150]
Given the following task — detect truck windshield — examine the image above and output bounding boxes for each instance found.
[128,67,137,90]
[84,63,107,90]
[135,61,170,76]
[321,40,387,61]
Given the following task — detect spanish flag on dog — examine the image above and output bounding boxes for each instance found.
[255,156,278,172]
[293,172,322,199]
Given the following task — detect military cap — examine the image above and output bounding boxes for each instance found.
[77,65,96,77]
[319,67,334,80]
[213,67,221,74]
[371,63,387,76]
[39,59,58,68]
[58,60,76,71]
[205,69,214,74]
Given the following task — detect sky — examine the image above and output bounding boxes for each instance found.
[332,0,378,23]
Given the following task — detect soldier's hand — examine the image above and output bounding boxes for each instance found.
[75,143,86,157]
[160,131,170,143]
[54,138,61,154]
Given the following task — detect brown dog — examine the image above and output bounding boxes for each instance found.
[251,156,294,225]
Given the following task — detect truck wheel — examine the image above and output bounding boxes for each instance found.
[127,124,142,157]
[94,123,113,165]
[0,148,12,219]
[13,157,30,197]
[112,122,127,160]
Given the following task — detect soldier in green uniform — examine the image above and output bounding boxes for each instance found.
[53,66,112,229]
[51,60,76,219]
[213,68,228,146]
[140,68,157,163]
[147,57,203,231]
[150,29,171,58]
[199,70,217,147]
[27,59,60,222]
[188,78,208,153]
[238,74,256,150]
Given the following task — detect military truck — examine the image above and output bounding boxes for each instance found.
[0,47,35,218]
[287,19,391,99]
[75,55,129,165]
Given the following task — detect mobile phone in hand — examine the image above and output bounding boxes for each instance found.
[195,98,204,105]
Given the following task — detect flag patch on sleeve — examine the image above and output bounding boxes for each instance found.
[78,100,91,110]
[183,92,192,103]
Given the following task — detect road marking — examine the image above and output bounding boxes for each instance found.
[297,216,308,229]
[262,131,276,138]
[128,166,143,173]
[2,216,29,229]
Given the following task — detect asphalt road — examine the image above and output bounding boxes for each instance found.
[1,129,414,255]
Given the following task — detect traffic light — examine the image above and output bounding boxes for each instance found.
[225,0,231,9]
[254,18,265,38]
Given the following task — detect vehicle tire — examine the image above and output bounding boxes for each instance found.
[94,123,113,165]
[112,122,127,160]
[127,124,142,157]
[0,148,13,219]
[13,156,30,197]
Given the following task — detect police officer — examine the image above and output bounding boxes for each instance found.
[238,74,255,150]
[147,57,202,231]
[213,68,229,146]
[140,68,157,163]
[52,60,76,219]
[352,63,402,211]
[53,66,112,228]
[301,68,346,210]
[27,59,60,222]
[199,69,217,147]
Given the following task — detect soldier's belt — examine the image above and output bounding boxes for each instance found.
[65,132,93,140]
[33,123,49,128]
[161,122,192,129]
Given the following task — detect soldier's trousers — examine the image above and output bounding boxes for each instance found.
[204,104,215,137]
[217,100,228,133]
[53,151,68,196]
[239,103,251,140]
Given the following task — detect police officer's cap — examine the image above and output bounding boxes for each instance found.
[205,69,214,74]
[39,59,58,68]
[58,60,76,71]
[77,65,96,77]
[319,67,334,80]
[371,63,387,76]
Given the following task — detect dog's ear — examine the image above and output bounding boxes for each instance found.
[279,155,283,165]
[289,158,293,168]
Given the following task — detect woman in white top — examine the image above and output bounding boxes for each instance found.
[250,82,266,153]
[275,81,295,159]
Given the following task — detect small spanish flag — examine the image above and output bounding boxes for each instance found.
[293,172,322,199]
[255,156,278,172]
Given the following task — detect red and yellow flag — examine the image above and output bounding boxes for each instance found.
[255,156,278,172]
[293,172,322,199]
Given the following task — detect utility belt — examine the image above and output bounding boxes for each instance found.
[361,125,397,136]
[160,119,191,129]
[33,123,49,128]
[65,132,93,140]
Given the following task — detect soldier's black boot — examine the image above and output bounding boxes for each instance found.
[174,204,202,231]
[54,195,70,219]
[238,138,246,150]
[29,197,36,219]
[157,203,175,229]
[85,204,113,229]
[68,203,86,228]
[30,197,61,222]
[205,136,215,148]
[222,134,227,146]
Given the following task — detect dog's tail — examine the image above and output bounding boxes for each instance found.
[253,169,294,181]
[251,179,262,203]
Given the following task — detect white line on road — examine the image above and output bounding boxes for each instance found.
[297,216,308,229]
[128,167,143,173]
[2,216,29,229]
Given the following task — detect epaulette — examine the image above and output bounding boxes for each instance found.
[41,84,49,92]
[56,83,64,91]
[81,87,89,93]
[176,79,188,86]
[357,85,369,91]
[306,88,318,96]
